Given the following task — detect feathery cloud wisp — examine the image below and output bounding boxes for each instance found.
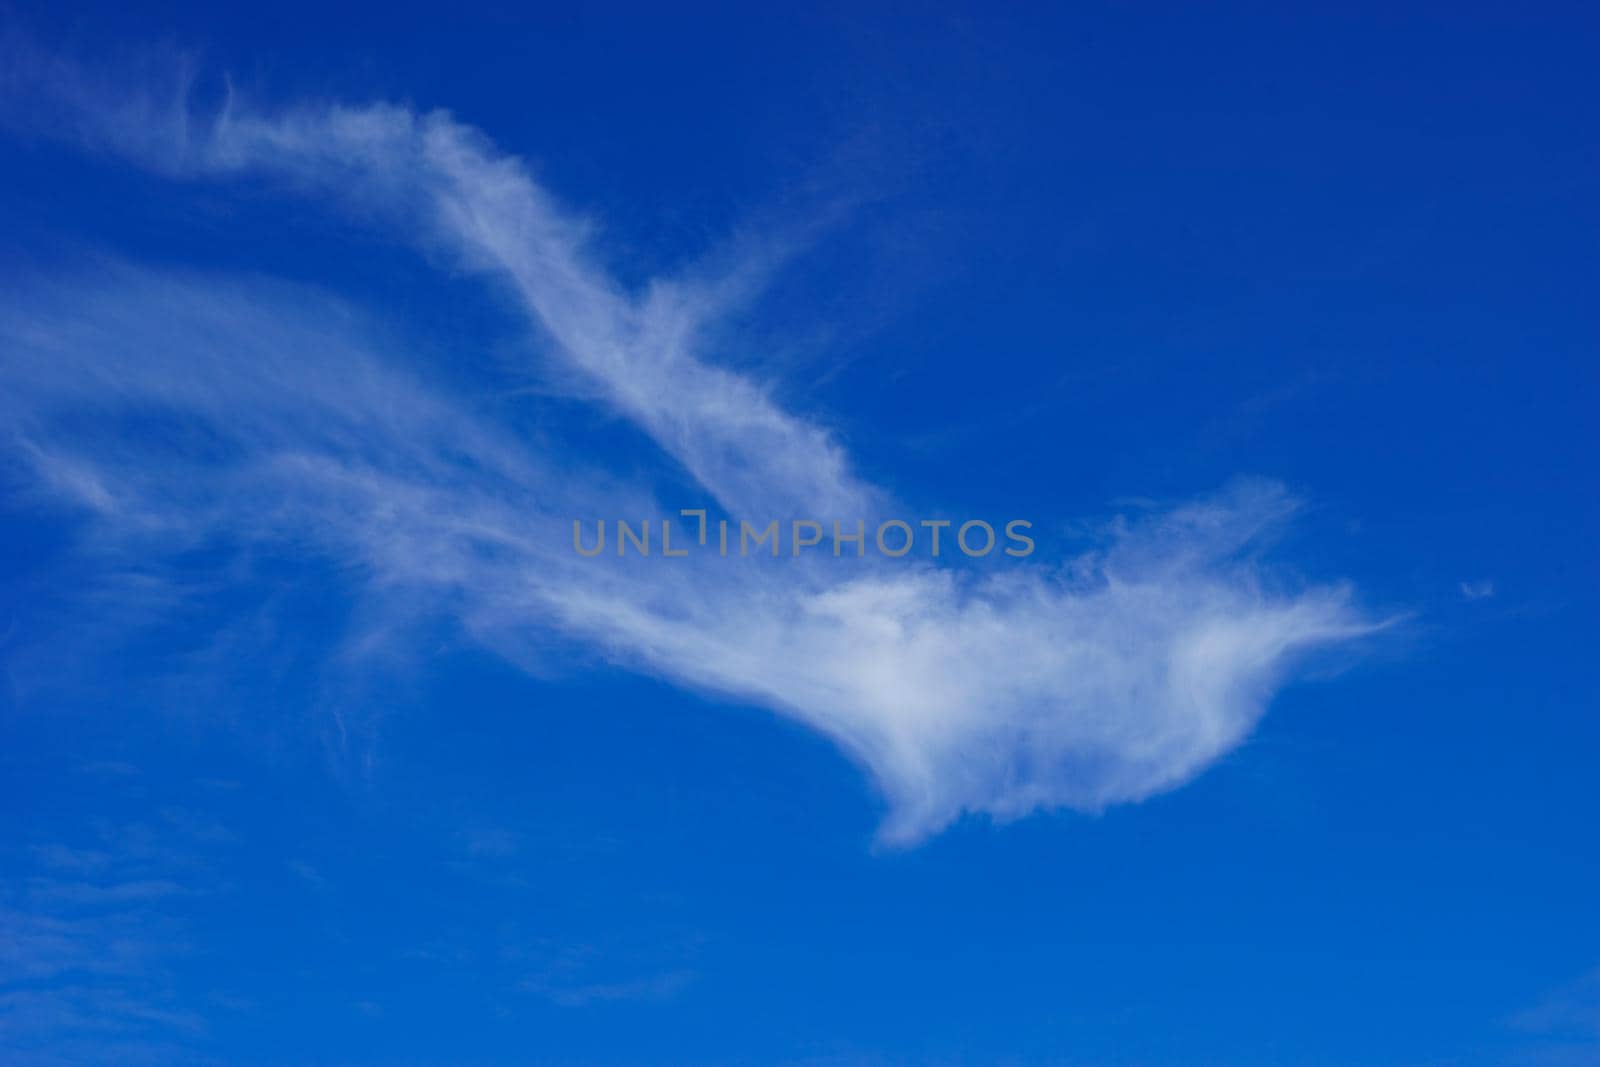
[0,65,1378,843]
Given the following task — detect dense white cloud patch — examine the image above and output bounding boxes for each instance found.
[0,66,1378,843]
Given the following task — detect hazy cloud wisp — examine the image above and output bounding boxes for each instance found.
[0,66,1378,843]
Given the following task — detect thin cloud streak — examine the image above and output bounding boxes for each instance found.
[0,58,1381,843]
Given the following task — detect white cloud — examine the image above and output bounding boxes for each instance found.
[0,62,1382,843]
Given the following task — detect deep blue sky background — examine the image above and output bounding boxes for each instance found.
[1,4,1596,1066]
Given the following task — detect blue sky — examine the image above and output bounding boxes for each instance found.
[0,4,1596,1065]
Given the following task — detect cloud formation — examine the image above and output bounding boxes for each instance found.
[0,62,1378,843]
[0,804,214,1067]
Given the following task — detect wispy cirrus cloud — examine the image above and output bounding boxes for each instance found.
[0,805,216,1067]
[0,47,1382,843]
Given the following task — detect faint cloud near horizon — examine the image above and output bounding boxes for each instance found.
[1509,966,1600,1065]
